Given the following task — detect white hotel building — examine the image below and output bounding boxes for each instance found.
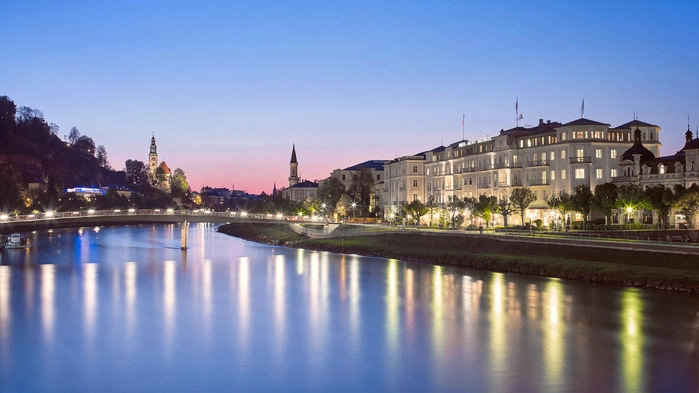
[382,117,662,225]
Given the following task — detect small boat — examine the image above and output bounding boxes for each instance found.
[1,233,29,249]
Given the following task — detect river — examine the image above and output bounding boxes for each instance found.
[0,223,697,392]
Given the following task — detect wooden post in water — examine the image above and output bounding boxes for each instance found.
[180,221,189,250]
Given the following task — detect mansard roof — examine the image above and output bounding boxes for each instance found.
[501,121,561,137]
[682,138,699,151]
[613,120,659,129]
[289,180,318,188]
[560,118,610,127]
[621,129,655,162]
[343,160,387,171]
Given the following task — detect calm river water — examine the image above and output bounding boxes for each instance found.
[0,223,697,392]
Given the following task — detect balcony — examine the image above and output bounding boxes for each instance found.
[527,179,549,186]
[526,160,550,167]
[569,156,592,164]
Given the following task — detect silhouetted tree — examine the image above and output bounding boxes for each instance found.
[0,172,22,213]
[125,159,148,186]
[0,96,17,136]
[510,187,536,226]
[347,167,374,216]
[74,135,96,155]
[96,145,109,168]
[593,182,618,225]
[571,185,594,229]
[645,185,675,229]
[68,126,80,145]
[317,176,345,215]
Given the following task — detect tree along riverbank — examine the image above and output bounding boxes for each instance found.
[217,223,699,295]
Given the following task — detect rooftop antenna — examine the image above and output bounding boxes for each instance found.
[581,98,585,118]
[515,97,519,128]
[462,113,465,141]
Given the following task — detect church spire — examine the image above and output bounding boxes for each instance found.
[290,143,297,164]
[289,144,299,186]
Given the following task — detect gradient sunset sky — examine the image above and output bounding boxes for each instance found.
[3,1,698,194]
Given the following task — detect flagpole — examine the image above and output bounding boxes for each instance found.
[516,97,519,128]
[462,113,465,141]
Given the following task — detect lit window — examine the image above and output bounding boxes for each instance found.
[575,168,585,179]
[611,169,617,177]
[595,149,602,159]
[550,170,556,181]
[610,149,617,159]
[658,165,665,174]
[561,170,567,180]
[561,150,566,159]
[596,169,603,179]
[549,151,555,161]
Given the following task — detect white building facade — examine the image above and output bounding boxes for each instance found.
[381,117,663,226]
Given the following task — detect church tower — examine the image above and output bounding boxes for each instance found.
[289,144,299,186]
[148,134,158,181]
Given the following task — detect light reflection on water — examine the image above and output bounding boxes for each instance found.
[0,223,697,393]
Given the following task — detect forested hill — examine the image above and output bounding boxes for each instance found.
[0,95,125,191]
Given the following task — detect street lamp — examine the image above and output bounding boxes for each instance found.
[351,202,357,219]
[626,206,633,226]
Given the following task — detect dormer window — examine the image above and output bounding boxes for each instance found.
[658,164,665,174]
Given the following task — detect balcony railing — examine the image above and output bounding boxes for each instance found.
[526,160,550,167]
[569,156,592,164]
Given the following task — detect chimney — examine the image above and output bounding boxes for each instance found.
[539,119,543,125]
[547,120,551,124]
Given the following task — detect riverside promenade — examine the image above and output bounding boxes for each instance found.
[3,209,698,256]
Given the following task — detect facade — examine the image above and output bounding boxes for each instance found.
[280,180,319,202]
[612,127,699,227]
[382,117,663,226]
[330,160,387,213]
[614,127,698,189]
[382,154,426,216]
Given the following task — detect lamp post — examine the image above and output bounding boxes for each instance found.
[351,202,357,220]
[626,206,633,227]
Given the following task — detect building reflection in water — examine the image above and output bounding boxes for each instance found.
[385,259,400,379]
[348,255,360,359]
[83,263,98,348]
[430,266,445,379]
[40,264,56,345]
[488,272,506,393]
[0,266,10,347]
[124,262,137,340]
[237,257,250,353]
[543,279,565,390]
[273,254,286,358]
[620,288,644,392]
[163,260,176,352]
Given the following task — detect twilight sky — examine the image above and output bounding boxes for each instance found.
[3,0,698,194]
